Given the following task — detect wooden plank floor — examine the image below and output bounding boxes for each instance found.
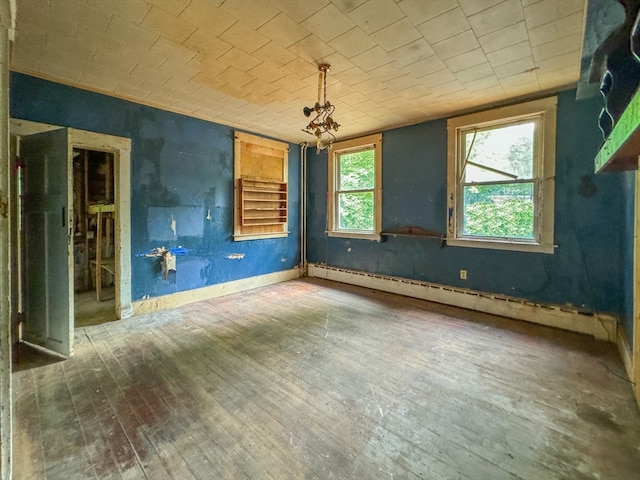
[13,278,640,479]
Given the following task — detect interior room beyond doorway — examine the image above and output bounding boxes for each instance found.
[72,148,116,327]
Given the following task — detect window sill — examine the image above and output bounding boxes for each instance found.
[234,232,289,241]
[446,237,555,254]
[327,230,382,242]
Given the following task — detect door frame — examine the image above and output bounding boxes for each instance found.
[11,120,132,324]
[1,1,13,477]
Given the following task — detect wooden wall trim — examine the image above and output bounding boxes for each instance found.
[633,171,640,408]
[617,326,634,387]
[0,1,13,477]
[132,268,302,315]
[308,263,617,342]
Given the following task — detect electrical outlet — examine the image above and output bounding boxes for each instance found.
[459,269,467,280]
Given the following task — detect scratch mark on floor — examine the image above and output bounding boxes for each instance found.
[324,314,329,339]
[368,380,384,418]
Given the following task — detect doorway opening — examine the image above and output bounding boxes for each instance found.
[72,148,116,327]
[10,120,133,357]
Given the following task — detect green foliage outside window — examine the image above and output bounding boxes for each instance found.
[337,149,375,231]
[462,123,535,239]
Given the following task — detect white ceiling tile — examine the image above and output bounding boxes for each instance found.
[419,68,458,89]
[494,56,536,79]
[371,18,423,52]
[302,4,356,43]
[388,39,435,67]
[417,8,471,45]
[524,0,585,30]
[329,27,377,59]
[477,21,528,53]
[334,66,373,86]
[141,6,197,44]
[220,21,271,54]
[287,34,336,64]
[332,0,370,14]
[405,56,448,77]
[369,61,408,82]
[183,29,233,58]
[268,0,329,22]
[528,11,583,47]
[350,45,394,72]
[145,0,191,16]
[467,0,524,37]
[220,0,280,29]
[253,42,298,67]
[179,0,237,35]
[486,41,532,67]
[86,0,151,23]
[464,75,501,92]
[397,0,458,25]
[455,62,495,84]
[531,33,582,62]
[432,30,481,60]
[458,0,506,17]
[259,13,310,48]
[444,48,489,73]
[217,48,262,71]
[347,0,406,34]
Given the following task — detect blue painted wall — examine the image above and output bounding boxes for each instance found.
[10,73,301,301]
[307,89,634,341]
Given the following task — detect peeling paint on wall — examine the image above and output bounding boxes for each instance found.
[136,246,190,280]
[170,214,176,236]
[226,253,245,260]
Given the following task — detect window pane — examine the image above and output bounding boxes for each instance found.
[339,149,375,190]
[464,122,534,182]
[463,183,534,239]
[338,191,374,230]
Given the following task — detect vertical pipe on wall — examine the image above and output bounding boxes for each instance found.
[300,142,308,274]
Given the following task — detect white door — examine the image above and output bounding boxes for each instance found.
[21,128,74,356]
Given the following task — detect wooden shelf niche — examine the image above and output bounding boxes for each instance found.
[240,178,288,227]
[234,132,289,240]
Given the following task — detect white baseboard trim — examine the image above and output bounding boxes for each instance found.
[308,264,617,342]
[617,327,635,382]
[133,268,303,315]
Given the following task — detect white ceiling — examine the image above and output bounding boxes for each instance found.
[11,0,587,144]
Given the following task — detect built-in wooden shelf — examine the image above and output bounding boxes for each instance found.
[239,177,288,227]
[595,87,640,172]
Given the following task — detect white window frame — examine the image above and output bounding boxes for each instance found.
[327,133,382,241]
[446,97,557,254]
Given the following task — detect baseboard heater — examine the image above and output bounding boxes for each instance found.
[308,263,616,342]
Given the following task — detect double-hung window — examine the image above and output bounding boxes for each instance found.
[327,133,382,241]
[446,97,557,253]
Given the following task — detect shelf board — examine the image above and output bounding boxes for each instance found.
[242,221,286,226]
[595,87,640,172]
[242,188,287,194]
[244,207,287,211]
[87,203,115,214]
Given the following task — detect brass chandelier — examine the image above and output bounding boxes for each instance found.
[302,64,340,152]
